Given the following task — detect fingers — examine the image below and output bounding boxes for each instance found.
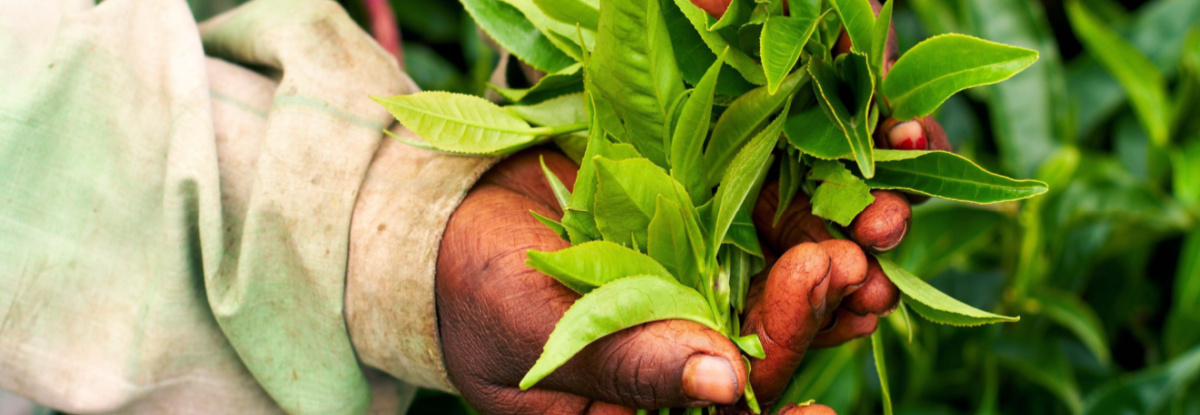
[816,240,868,300]
[842,256,900,317]
[874,116,949,152]
[478,147,580,214]
[738,243,832,405]
[541,319,749,409]
[779,403,838,415]
[846,190,911,253]
[811,309,878,348]
[753,182,833,253]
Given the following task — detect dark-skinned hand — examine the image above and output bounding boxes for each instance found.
[436,0,951,413]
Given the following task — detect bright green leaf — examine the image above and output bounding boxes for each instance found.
[526,241,674,293]
[829,0,876,55]
[493,63,583,103]
[530,210,569,241]
[533,0,600,30]
[808,160,874,226]
[519,276,720,389]
[507,92,587,126]
[373,92,552,155]
[648,197,707,290]
[865,150,1049,204]
[462,0,576,72]
[883,34,1039,120]
[710,103,789,254]
[878,258,1020,326]
[705,69,809,186]
[672,50,727,205]
[590,0,685,166]
[761,13,821,94]
[810,57,875,178]
[784,106,852,160]
[594,157,692,248]
[539,156,572,209]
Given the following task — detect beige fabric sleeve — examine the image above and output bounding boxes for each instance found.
[347,129,499,393]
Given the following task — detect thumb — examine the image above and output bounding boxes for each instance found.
[536,319,749,409]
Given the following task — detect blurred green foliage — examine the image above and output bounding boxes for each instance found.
[353,0,1200,413]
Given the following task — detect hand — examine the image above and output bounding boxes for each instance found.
[436,148,904,414]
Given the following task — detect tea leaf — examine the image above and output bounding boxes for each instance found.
[774,150,804,226]
[760,12,821,94]
[672,49,727,206]
[648,197,707,290]
[373,92,566,155]
[808,160,874,226]
[878,258,1020,326]
[519,276,721,389]
[590,0,685,166]
[872,330,894,415]
[671,0,768,85]
[868,0,893,94]
[865,150,1050,204]
[508,93,587,128]
[784,106,852,160]
[539,156,572,209]
[883,34,1038,120]
[711,102,789,254]
[462,0,576,72]
[594,157,692,249]
[810,56,875,178]
[829,0,876,54]
[706,69,809,186]
[533,0,600,30]
[530,210,569,241]
[527,241,674,293]
[493,64,584,103]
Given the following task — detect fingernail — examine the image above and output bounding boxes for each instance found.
[887,120,926,150]
[682,355,739,404]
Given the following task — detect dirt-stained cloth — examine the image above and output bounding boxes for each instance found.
[0,0,486,413]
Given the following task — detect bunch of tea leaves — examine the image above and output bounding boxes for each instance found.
[374,0,1048,412]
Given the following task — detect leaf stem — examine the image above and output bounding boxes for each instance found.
[531,122,589,136]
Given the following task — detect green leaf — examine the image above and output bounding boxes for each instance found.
[705,69,809,186]
[507,93,587,127]
[890,206,1005,277]
[1066,0,1171,147]
[530,210,569,241]
[519,276,720,389]
[500,0,597,56]
[672,50,727,205]
[590,0,685,166]
[868,0,893,95]
[760,13,822,94]
[493,63,584,103]
[526,241,674,293]
[648,197,707,290]
[462,0,576,72]
[722,245,765,313]
[829,0,876,54]
[787,0,821,21]
[864,150,1049,204]
[562,95,644,244]
[871,330,893,415]
[808,160,874,226]
[774,151,804,226]
[883,34,1039,120]
[539,156,572,210]
[708,0,754,31]
[734,334,766,359]
[784,106,852,160]
[594,157,692,249]
[1081,344,1200,415]
[810,56,875,178]
[373,92,551,155]
[710,103,789,254]
[878,258,1019,326]
[533,0,599,30]
[1166,230,1200,358]
[671,0,768,85]
[662,0,756,96]
[1027,289,1111,366]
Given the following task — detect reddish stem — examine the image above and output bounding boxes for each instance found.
[363,0,404,68]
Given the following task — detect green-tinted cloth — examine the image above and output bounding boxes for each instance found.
[0,0,427,413]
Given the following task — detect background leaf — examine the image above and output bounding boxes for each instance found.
[462,0,576,72]
[864,150,1049,204]
[878,258,1019,326]
[883,34,1038,120]
[1066,0,1171,147]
